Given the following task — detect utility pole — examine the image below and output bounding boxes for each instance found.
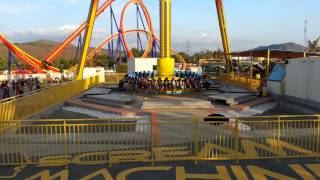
[186,40,191,55]
[304,19,308,52]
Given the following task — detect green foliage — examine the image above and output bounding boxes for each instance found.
[307,36,320,52]
[131,48,144,57]
[0,59,4,70]
[175,52,192,63]
[174,49,225,64]
[52,57,78,70]
[92,55,116,69]
[41,60,55,70]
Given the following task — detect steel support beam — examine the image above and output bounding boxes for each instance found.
[76,0,99,80]
[158,0,174,77]
[215,0,232,74]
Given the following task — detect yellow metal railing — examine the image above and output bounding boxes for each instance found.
[0,115,319,166]
[218,73,263,91]
[105,72,126,84]
[0,76,102,124]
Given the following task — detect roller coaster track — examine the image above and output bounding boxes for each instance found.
[0,0,186,73]
[45,0,115,63]
[88,29,185,64]
[0,34,60,72]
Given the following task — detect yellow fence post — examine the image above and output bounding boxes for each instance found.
[234,118,239,163]
[317,116,320,161]
[64,120,68,169]
[194,118,199,164]
[151,117,154,165]
[108,120,112,168]
[277,116,281,162]
[19,121,23,164]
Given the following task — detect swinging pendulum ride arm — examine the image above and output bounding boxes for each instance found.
[158,0,174,77]
[215,0,232,74]
[76,0,100,80]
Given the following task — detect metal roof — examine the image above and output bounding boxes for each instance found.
[228,49,320,59]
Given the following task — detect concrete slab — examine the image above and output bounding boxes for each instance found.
[66,97,142,116]
[203,90,219,96]
[142,97,213,109]
[82,87,112,96]
[82,94,134,108]
[218,85,252,93]
[209,93,256,106]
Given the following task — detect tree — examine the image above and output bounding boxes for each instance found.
[58,58,69,69]
[41,60,51,70]
[0,58,5,71]
[307,37,320,52]
[173,52,192,63]
[93,55,112,67]
[131,48,144,57]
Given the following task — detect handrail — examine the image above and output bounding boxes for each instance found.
[0,116,318,166]
[0,75,102,122]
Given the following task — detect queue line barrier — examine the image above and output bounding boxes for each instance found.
[0,115,318,166]
[218,73,263,91]
[0,76,102,124]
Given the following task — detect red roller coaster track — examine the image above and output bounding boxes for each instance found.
[0,0,183,73]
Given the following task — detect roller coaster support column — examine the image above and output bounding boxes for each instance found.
[158,0,174,77]
[215,0,232,75]
[76,0,99,80]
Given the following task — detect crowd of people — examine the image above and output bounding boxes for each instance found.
[119,71,214,93]
[1,77,41,99]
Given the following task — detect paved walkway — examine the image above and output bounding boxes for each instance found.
[0,159,319,179]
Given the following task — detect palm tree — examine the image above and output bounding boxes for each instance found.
[307,37,320,52]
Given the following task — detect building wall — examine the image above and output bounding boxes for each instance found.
[285,57,320,102]
[128,58,158,73]
[83,67,105,83]
[267,81,281,95]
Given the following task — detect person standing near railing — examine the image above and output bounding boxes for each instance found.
[19,79,25,95]
[27,78,34,92]
[35,78,41,91]
[11,80,16,94]
[15,82,20,96]
[2,81,10,99]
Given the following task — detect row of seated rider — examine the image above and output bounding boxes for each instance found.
[120,75,214,92]
[128,71,201,79]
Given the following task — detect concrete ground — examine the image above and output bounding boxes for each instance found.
[1,85,319,179]
[41,84,278,120]
[0,158,319,179]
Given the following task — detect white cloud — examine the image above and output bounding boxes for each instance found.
[2,25,118,47]
[4,25,78,37]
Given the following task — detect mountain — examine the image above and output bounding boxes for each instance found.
[252,42,305,52]
[0,39,107,64]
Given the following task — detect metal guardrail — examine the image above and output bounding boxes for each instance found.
[0,115,318,166]
[218,73,263,91]
[105,73,126,84]
[0,76,101,123]
[0,83,63,104]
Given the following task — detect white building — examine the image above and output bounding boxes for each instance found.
[127,58,158,73]
[268,57,320,106]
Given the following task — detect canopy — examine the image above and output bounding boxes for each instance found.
[229,49,320,60]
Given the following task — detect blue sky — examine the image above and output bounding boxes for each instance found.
[1,0,319,53]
